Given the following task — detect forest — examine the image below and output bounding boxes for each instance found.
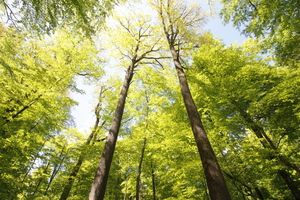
[0,0,299,199]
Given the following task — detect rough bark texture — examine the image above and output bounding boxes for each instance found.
[170,47,231,200]
[89,63,135,200]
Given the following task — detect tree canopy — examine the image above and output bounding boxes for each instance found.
[0,0,299,199]
[220,0,300,66]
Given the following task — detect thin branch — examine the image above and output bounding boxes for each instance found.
[2,0,19,28]
[248,0,258,11]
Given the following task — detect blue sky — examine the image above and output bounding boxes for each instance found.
[71,0,248,134]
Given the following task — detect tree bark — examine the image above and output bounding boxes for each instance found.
[169,46,231,200]
[89,62,135,200]
[136,137,147,200]
[278,170,300,200]
[151,164,156,200]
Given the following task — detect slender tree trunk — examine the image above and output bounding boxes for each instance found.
[136,137,147,200]
[230,97,300,175]
[30,162,50,198]
[89,61,136,200]
[60,87,106,200]
[229,98,300,199]
[224,171,262,199]
[151,163,156,200]
[168,46,231,200]
[44,155,66,195]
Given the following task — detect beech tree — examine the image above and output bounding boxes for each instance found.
[89,6,164,199]
[150,0,231,199]
[190,37,300,199]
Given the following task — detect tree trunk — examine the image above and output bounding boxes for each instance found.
[89,62,135,200]
[229,98,300,199]
[136,137,147,200]
[60,87,106,200]
[230,97,300,174]
[169,46,231,200]
[223,171,258,199]
[278,170,300,200]
[151,164,156,200]
[31,162,50,198]
[44,149,66,195]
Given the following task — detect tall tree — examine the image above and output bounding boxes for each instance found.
[190,38,300,199]
[150,0,231,199]
[89,7,163,199]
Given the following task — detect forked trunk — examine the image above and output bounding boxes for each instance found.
[170,47,231,200]
[89,63,135,200]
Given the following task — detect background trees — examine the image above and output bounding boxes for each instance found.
[0,25,103,199]
[0,0,299,199]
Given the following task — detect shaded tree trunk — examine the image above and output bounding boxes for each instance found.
[229,98,300,199]
[44,153,66,195]
[136,137,147,200]
[89,60,136,200]
[224,171,263,200]
[151,163,156,200]
[278,170,300,200]
[230,97,300,174]
[169,45,231,199]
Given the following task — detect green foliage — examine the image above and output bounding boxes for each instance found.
[0,25,104,199]
[0,0,120,35]
[189,37,300,199]
[220,0,300,66]
[0,0,299,199]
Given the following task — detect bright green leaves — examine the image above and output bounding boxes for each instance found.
[189,37,300,199]
[1,0,119,35]
[0,26,104,199]
[220,0,300,66]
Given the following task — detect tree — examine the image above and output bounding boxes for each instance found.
[220,0,300,66]
[150,0,231,199]
[0,26,103,199]
[59,86,108,200]
[105,64,209,199]
[190,37,300,199]
[0,0,120,35]
[89,6,164,199]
